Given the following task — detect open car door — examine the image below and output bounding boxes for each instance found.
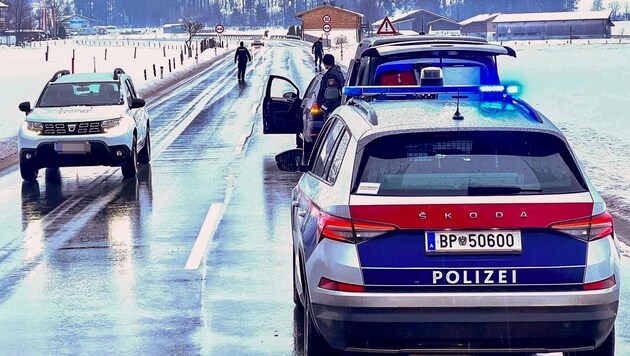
[262,75,303,134]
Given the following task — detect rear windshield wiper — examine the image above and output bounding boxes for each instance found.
[467,185,543,195]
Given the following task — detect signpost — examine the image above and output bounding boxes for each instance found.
[376,16,397,35]
[323,23,331,33]
[215,24,225,34]
[323,15,331,24]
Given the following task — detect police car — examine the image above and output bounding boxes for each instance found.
[275,69,619,355]
[17,68,150,181]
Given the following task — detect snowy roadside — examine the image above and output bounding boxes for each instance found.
[0,37,238,169]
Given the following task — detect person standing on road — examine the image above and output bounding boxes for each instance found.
[316,54,345,117]
[234,41,252,81]
[312,37,324,69]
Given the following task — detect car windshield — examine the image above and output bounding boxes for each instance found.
[355,131,588,196]
[37,82,123,107]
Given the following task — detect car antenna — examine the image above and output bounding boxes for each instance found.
[453,89,464,120]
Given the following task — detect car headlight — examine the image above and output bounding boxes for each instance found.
[26,121,44,133]
[101,118,122,131]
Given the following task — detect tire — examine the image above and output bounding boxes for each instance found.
[293,252,304,309]
[121,137,138,179]
[563,327,614,356]
[303,277,342,356]
[20,159,38,182]
[138,130,151,164]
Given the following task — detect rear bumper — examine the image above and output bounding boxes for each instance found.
[312,302,618,353]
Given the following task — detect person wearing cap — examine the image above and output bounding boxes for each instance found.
[234,41,252,81]
[311,37,324,68]
[316,54,345,116]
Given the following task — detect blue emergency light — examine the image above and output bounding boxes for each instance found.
[343,84,521,97]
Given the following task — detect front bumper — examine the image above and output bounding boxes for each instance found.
[20,141,131,169]
[312,301,618,353]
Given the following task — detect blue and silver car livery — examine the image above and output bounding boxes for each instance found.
[277,83,620,355]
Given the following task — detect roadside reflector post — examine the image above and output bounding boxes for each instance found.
[160,66,164,79]
[153,64,156,77]
[163,46,166,57]
[134,47,137,59]
[144,69,147,80]
[93,56,96,73]
[71,57,75,74]
[173,57,176,69]
[195,55,198,64]
[104,48,107,61]
[168,59,172,72]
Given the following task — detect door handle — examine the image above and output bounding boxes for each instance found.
[297,209,307,217]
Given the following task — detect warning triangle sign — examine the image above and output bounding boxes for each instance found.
[377,16,397,35]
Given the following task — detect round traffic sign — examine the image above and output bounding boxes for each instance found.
[323,15,331,23]
[215,24,225,34]
[323,24,331,33]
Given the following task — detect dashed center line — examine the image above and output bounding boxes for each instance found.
[185,203,224,270]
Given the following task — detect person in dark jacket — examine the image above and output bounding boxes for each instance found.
[311,37,324,68]
[316,54,345,116]
[234,41,252,81]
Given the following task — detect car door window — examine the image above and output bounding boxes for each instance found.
[311,119,343,178]
[125,80,135,106]
[326,130,351,184]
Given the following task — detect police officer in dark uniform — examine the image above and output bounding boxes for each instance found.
[234,41,252,81]
[316,54,345,116]
[312,37,324,69]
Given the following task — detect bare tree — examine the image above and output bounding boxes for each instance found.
[6,0,33,41]
[624,2,630,20]
[181,20,204,58]
[592,0,604,11]
[609,1,621,19]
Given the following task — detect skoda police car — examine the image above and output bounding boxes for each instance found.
[18,69,150,181]
[275,69,620,355]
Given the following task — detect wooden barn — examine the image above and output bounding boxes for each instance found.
[460,13,500,40]
[372,9,458,35]
[493,10,613,40]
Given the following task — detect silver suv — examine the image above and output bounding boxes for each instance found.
[17,68,150,181]
[276,81,619,355]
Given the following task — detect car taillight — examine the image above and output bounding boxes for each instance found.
[318,277,365,292]
[583,275,616,290]
[310,103,320,115]
[549,211,613,241]
[315,208,396,244]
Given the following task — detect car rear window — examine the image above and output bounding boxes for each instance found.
[354,131,587,196]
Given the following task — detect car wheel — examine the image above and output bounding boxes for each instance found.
[563,327,614,356]
[20,159,38,182]
[303,278,341,355]
[293,252,304,309]
[138,130,151,164]
[121,137,138,179]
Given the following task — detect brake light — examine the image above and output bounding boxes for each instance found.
[318,277,365,292]
[314,207,396,244]
[584,275,616,290]
[549,211,613,241]
[310,103,320,115]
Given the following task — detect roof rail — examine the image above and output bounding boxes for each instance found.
[506,96,544,123]
[348,98,378,125]
[50,70,71,82]
[113,68,125,80]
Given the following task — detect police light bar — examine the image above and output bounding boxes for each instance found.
[343,84,521,97]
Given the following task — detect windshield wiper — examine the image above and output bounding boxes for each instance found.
[467,185,543,195]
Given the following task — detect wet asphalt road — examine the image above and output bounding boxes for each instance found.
[0,40,629,355]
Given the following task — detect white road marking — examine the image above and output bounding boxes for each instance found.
[185,203,224,270]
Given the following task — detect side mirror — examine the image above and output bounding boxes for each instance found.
[324,87,341,102]
[283,92,298,99]
[275,149,307,172]
[19,102,31,114]
[130,98,146,109]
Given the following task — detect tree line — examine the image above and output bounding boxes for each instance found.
[6,0,630,31]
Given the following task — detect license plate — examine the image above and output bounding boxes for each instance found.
[54,142,90,153]
[425,230,522,254]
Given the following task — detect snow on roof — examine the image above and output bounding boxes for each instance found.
[460,13,501,26]
[60,14,97,23]
[296,5,363,18]
[493,10,611,24]
[427,17,461,26]
[372,9,447,26]
[0,2,8,8]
